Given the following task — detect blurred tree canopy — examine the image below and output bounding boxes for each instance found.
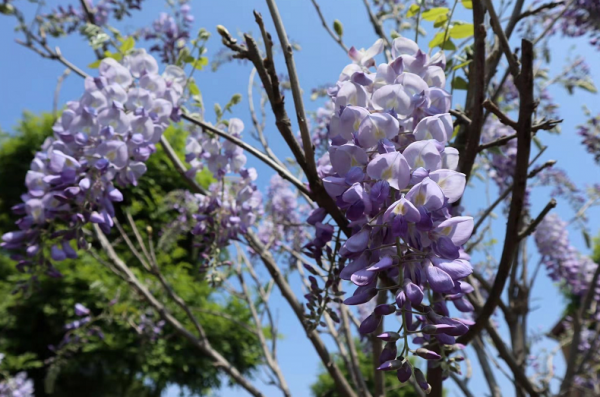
[311,341,418,397]
[0,112,261,396]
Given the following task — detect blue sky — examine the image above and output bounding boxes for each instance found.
[1,1,600,397]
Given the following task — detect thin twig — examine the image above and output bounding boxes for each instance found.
[182,113,309,196]
[459,40,535,347]
[309,0,348,53]
[517,198,557,239]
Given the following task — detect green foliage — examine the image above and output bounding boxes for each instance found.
[0,113,257,396]
[310,341,419,397]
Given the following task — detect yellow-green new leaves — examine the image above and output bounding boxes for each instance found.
[192,57,208,70]
[429,32,455,50]
[188,80,200,96]
[119,36,135,53]
[406,4,420,18]
[461,0,473,9]
[88,51,123,68]
[421,7,449,21]
[449,23,474,39]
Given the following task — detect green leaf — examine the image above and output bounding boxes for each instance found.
[451,125,460,141]
[88,59,102,69]
[333,19,343,37]
[433,14,448,28]
[451,76,468,90]
[192,57,208,70]
[422,7,449,21]
[449,23,474,39]
[188,80,200,96]
[533,135,544,151]
[583,230,592,249]
[462,0,473,9]
[452,59,472,70]
[441,39,456,50]
[406,4,420,18]
[576,79,598,93]
[119,36,135,53]
[429,32,448,48]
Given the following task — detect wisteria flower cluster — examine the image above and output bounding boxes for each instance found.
[191,168,262,259]
[186,119,262,259]
[1,49,184,277]
[39,0,144,37]
[481,118,517,192]
[534,214,598,301]
[0,353,34,397]
[139,0,194,64]
[534,213,600,389]
[257,175,306,252]
[48,303,105,355]
[306,37,474,390]
[578,112,600,164]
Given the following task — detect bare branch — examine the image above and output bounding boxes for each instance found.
[459,39,535,346]
[517,198,557,239]
[182,113,310,196]
[93,224,266,397]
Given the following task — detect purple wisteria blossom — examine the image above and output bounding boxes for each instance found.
[535,213,600,390]
[534,213,598,298]
[306,36,473,390]
[1,49,184,277]
[481,118,517,192]
[578,112,600,164]
[139,0,194,64]
[0,354,34,397]
[257,175,306,252]
[40,0,144,36]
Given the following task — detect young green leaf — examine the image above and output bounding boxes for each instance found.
[192,57,209,70]
[406,4,420,18]
[451,76,469,90]
[461,0,473,9]
[421,7,449,21]
[433,14,448,28]
[119,37,135,53]
[449,23,474,39]
[188,80,200,96]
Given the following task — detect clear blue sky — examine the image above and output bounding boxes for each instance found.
[1,1,599,397]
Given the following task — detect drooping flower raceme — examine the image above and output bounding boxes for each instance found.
[534,213,598,299]
[191,168,263,257]
[1,49,184,277]
[0,353,34,397]
[186,118,262,259]
[257,174,306,252]
[306,37,474,389]
[139,0,194,64]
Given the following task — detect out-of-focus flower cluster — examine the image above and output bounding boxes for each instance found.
[481,118,517,192]
[257,175,307,253]
[578,112,600,164]
[556,0,600,50]
[186,118,262,259]
[306,37,473,391]
[137,310,166,342]
[535,213,600,390]
[307,101,335,157]
[139,0,194,64]
[0,354,34,397]
[534,214,597,297]
[1,49,184,277]
[48,303,105,358]
[39,0,144,37]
